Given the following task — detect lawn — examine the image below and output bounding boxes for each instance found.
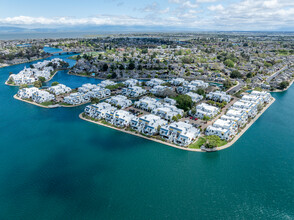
[189,137,206,149]
[189,136,227,149]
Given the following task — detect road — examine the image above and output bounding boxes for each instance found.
[227,79,245,95]
[266,65,288,83]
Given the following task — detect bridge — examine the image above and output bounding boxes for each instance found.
[50,51,81,55]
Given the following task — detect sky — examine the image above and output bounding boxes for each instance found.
[0,0,294,31]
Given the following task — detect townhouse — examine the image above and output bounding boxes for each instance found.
[250,91,272,103]
[17,87,39,99]
[190,80,209,89]
[111,110,136,127]
[160,121,200,146]
[64,92,87,105]
[123,79,139,87]
[105,95,132,109]
[164,97,176,105]
[205,126,232,141]
[48,84,72,95]
[152,104,184,121]
[192,103,220,119]
[32,90,55,104]
[7,58,65,85]
[186,92,203,103]
[146,78,165,87]
[131,114,167,136]
[134,97,162,111]
[121,86,146,97]
[241,94,263,106]
[150,85,172,95]
[99,80,117,88]
[231,101,257,118]
[169,78,187,86]
[84,102,113,119]
[206,91,232,103]
[206,119,238,141]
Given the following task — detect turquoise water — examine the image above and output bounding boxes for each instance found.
[0,52,294,219]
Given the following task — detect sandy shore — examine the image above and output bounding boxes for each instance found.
[79,98,275,152]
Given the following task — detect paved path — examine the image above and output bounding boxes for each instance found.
[266,65,288,83]
[227,79,245,95]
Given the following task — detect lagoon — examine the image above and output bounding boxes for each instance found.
[0,51,294,219]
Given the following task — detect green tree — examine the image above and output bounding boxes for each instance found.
[175,95,193,111]
[19,84,28,89]
[279,81,289,90]
[38,76,46,83]
[33,80,42,88]
[224,59,234,68]
[128,62,135,70]
[230,70,242,79]
[223,79,233,89]
[102,63,109,72]
[51,81,59,86]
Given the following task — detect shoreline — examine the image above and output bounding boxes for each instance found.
[217,97,275,151]
[271,78,294,93]
[79,113,204,152]
[5,68,63,87]
[0,55,51,69]
[79,98,275,152]
[13,94,90,109]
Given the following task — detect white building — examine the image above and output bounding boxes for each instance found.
[64,92,87,105]
[251,91,272,103]
[169,78,187,86]
[7,58,65,85]
[123,79,139,87]
[48,84,71,95]
[150,85,172,95]
[164,97,176,105]
[225,109,248,126]
[122,86,146,97]
[193,103,220,119]
[84,102,113,119]
[134,97,162,111]
[17,87,39,99]
[207,91,231,103]
[111,110,135,127]
[105,95,132,109]
[207,118,238,140]
[146,78,165,87]
[152,104,184,121]
[160,122,200,146]
[190,80,209,89]
[205,126,232,141]
[186,92,203,103]
[78,83,99,93]
[231,101,257,118]
[32,90,55,104]
[99,80,117,88]
[131,114,167,136]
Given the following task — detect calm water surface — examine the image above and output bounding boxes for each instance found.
[0,51,294,219]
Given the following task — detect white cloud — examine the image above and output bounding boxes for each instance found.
[208,4,224,11]
[159,7,170,14]
[1,0,294,31]
[196,0,217,2]
[182,1,198,8]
